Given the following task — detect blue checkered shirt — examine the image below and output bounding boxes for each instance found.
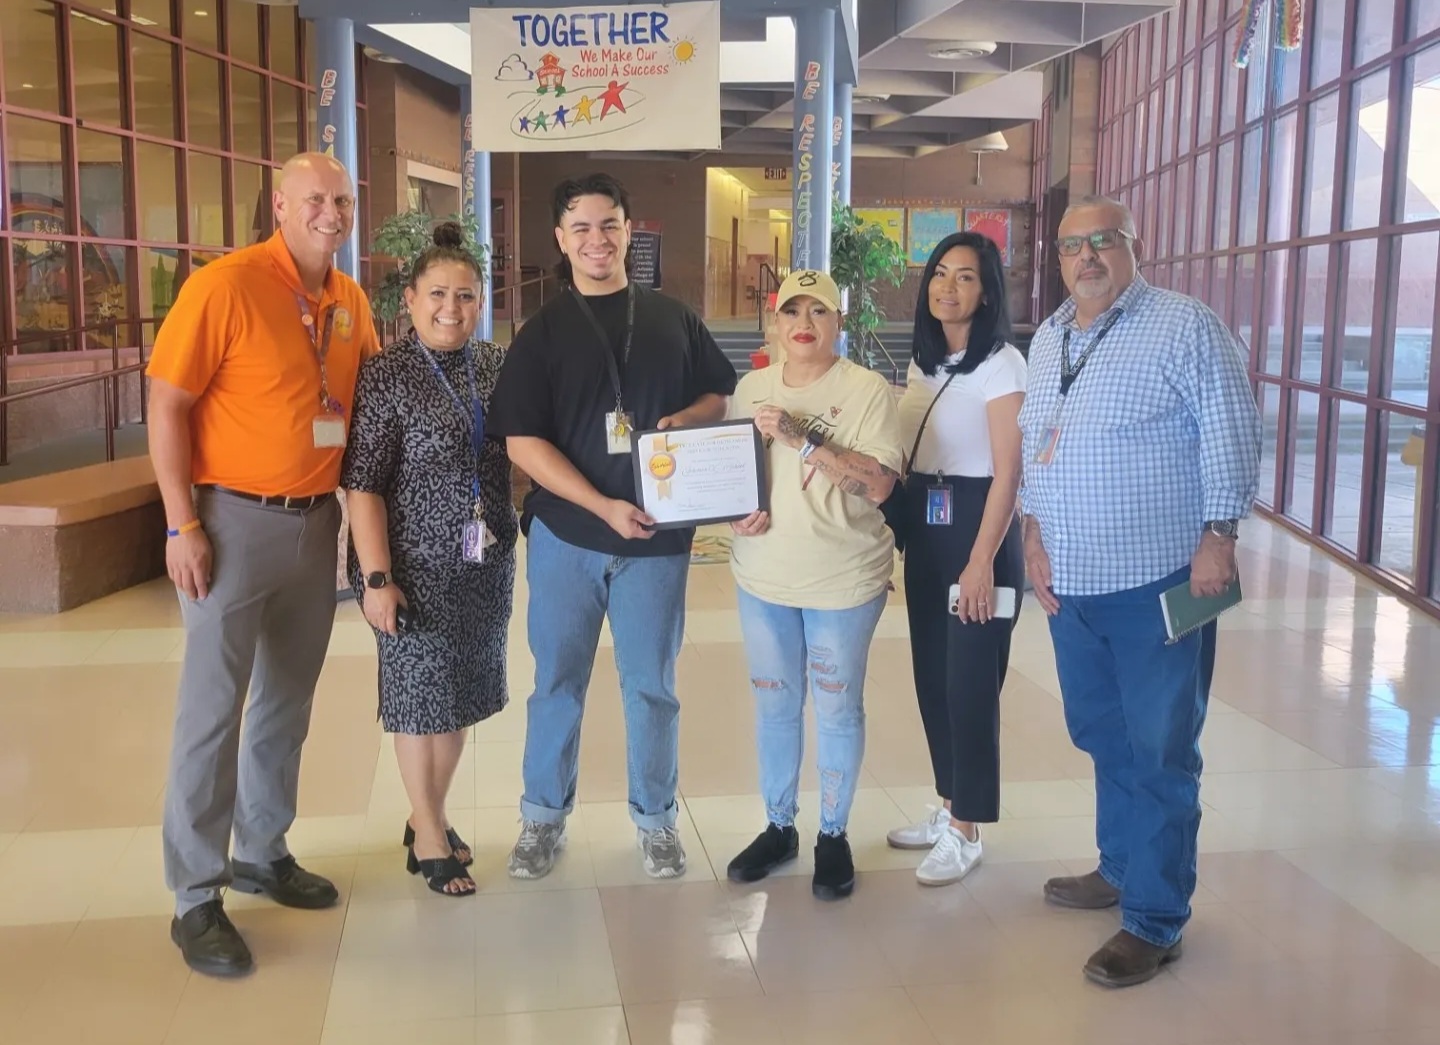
[1018,277,1261,596]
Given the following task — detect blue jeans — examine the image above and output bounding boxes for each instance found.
[1048,567,1217,948]
[521,519,689,831]
[736,587,888,836]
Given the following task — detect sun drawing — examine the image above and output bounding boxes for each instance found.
[672,38,697,63]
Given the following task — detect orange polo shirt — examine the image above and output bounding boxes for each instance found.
[146,233,379,498]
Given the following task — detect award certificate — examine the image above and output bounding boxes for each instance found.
[631,420,768,529]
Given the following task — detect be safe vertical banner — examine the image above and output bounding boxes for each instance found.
[470,3,721,153]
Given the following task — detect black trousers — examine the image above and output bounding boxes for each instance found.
[901,472,1024,823]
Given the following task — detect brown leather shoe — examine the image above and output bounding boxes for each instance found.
[1083,930,1182,988]
[1044,870,1120,909]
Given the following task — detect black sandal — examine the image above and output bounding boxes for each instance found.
[402,822,473,867]
[405,847,476,897]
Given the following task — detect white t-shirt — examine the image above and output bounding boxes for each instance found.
[897,344,1027,477]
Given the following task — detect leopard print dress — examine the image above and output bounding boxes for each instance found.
[341,333,517,734]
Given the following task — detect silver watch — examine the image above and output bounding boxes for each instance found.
[1205,519,1239,539]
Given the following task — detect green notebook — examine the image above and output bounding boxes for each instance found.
[1159,576,1242,644]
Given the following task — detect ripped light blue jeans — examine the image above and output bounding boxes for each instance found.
[735,587,888,836]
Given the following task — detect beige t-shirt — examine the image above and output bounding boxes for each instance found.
[728,358,904,610]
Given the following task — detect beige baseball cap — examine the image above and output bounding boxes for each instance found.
[774,269,842,312]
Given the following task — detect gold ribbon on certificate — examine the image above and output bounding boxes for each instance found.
[646,435,675,500]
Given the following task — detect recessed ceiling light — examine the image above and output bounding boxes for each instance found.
[927,41,998,60]
[194,9,209,16]
[21,82,34,89]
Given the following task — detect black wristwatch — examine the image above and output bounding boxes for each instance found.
[1205,519,1239,539]
[799,428,825,459]
[366,571,391,590]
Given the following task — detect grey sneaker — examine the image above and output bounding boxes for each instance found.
[507,820,566,880]
[637,825,687,878]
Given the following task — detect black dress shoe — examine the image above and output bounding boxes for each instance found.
[171,899,253,977]
[231,855,339,910]
[1083,929,1182,988]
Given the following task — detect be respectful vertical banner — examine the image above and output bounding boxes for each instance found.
[470,3,722,153]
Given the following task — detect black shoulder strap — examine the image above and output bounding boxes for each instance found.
[905,370,958,473]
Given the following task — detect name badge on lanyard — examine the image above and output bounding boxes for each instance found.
[421,342,496,563]
[299,296,346,448]
[1033,310,1123,467]
[572,286,637,455]
[926,483,953,526]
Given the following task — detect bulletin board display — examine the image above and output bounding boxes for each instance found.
[906,208,964,266]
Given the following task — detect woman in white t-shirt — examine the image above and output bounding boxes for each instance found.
[725,269,904,901]
[885,232,1027,887]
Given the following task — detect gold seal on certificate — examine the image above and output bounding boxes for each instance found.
[630,420,768,529]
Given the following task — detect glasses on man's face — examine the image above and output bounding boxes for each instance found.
[1055,228,1134,257]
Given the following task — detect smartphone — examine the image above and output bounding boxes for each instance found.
[948,585,1017,619]
[395,604,417,634]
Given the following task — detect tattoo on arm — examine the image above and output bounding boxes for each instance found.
[812,446,896,501]
[777,413,808,441]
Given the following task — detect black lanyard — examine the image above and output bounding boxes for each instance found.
[1059,309,1124,397]
[418,340,484,504]
[571,284,636,412]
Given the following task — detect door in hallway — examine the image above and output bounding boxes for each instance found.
[491,190,517,322]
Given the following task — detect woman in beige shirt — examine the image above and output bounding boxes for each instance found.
[724,269,903,900]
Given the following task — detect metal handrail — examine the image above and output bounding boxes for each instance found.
[1,317,159,468]
[754,262,784,332]
[863,329,903,385]
[0,362,148,468]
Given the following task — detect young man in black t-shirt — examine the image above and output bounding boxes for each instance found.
[490,173,737,880]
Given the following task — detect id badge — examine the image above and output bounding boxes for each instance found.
[1033,426,1061,466]
[462,519,487,563]
[926,485,953,526]
[605,410,634,455]
[313,414,346,449]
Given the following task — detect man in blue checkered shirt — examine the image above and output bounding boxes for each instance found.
[1018,196,1260,988]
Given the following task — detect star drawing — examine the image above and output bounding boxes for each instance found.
[534,111,549,131]
[554,104,569,128]
[574,96,594,124]
[518,116,531,133]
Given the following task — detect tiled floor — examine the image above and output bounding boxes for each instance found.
[2,519,1440,1043]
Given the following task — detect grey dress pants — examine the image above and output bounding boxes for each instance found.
[161,487,341,916]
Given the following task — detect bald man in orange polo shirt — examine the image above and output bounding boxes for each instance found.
[147,152,378,977]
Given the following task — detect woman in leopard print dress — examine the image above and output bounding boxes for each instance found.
[341,223,516,897]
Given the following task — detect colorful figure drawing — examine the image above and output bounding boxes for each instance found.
[533,111,549,131]
[518,116,531,133]
[574,96,595,124]
[599,80,629,117]
[553,104,569,128]
[536,54,566,95]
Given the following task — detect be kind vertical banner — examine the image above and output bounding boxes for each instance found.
[470,3,722,153]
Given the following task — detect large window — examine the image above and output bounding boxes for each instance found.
[1098,0,1440,606]
[0,0,371,349]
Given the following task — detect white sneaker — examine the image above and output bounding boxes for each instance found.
[886,806,950,850]
[916,824,982,886]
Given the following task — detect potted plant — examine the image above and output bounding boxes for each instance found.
[369,209,489,326]
[829,200,907,370]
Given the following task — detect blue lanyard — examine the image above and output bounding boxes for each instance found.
[419,340,484,505]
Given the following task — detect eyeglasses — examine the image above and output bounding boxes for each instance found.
[1055,229,1134,257]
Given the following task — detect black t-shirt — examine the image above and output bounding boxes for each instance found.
[490,284,738,557]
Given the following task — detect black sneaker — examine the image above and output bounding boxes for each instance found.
[170,899,253,977]
[812,831,855,900]
[727,823,799,883]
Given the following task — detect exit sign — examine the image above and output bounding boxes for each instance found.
[764,167,789,180]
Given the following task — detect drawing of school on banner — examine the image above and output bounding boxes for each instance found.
[470,3,721,153]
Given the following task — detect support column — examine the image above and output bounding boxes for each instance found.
[833,79,852,207]
[459,85,494,341]
[791,6,835,273]
[313,17,359,279]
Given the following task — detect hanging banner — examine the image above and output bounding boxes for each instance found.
[470,3,721,152]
